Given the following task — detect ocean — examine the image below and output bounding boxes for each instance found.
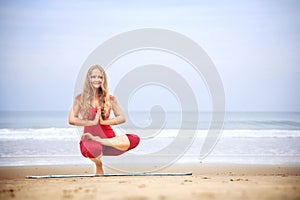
[0,111,299,167]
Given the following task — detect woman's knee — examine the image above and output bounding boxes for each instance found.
[80,139,103,158]
[126,134,140,150]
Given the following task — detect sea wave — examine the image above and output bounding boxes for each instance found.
[0,128,80,140]
[220,129,300,138]
[0,128,299,140]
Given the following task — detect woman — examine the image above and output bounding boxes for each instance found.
[69,64,140,174]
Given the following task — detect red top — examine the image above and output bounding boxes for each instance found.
[83,106,115,139]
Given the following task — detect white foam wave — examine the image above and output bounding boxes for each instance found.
[0,128,299,141]
[220,129,300,138]
[0,128,80,140]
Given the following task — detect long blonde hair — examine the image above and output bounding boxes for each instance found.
[79,64,111,119]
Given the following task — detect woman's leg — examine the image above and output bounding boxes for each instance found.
[90,156,104,174]
[96,135,130,151]
[83,133,130,151]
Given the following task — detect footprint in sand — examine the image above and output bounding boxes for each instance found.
[62,189,73,199]
[138,184,146,188]
[0,189,15,198]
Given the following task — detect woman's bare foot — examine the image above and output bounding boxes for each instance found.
[82,132,96,140]
[82,133,106,145]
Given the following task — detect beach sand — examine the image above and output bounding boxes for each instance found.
[0,163,299,200]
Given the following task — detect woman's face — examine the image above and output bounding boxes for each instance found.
[90,68,104,89]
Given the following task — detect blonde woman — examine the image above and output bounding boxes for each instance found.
[69,64,140,174]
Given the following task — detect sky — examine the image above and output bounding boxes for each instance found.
[0,0,299,112]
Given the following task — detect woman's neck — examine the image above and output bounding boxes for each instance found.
[93,88,101,97]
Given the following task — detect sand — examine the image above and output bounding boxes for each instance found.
[0,163,299,200]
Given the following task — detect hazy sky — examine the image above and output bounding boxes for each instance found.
[0,0,299,112]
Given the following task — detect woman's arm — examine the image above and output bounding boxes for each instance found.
[100,96,126,126]
[68,97,100,126]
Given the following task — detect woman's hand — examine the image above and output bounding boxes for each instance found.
[91,107,101,125]
[92,107,110,126]
[98,111,109,125]
[96,97,126,126]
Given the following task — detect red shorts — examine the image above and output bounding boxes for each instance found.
[80,134,140,158]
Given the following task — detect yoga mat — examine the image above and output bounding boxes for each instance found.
[26,172,192,179]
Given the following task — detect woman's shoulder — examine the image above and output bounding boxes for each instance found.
[109,94,115,101]
[75,94,82,101]
[109,95,120,104]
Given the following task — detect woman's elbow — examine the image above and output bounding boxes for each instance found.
[120,116,126,124]
[68,119,74,125]
[68,115,76,125]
